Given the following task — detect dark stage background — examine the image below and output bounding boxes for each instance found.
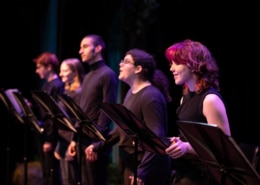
[1,0,259,184]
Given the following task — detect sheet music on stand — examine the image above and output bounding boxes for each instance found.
[100,103,171,155]
[176,120,260,185]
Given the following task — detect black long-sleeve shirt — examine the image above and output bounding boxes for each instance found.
[74,60,118,147]
[94,85,171,185]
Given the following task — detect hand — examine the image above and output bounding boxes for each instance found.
[43,142,52,152]
[65,149,74,161]
[67,141,77,156]
[54,151,61,160]
[165,137,189,158]
[85,145,98,161]
[129,175,144,185]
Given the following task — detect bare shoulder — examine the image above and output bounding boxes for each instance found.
[203,93,230,135]
[204,93,223,105]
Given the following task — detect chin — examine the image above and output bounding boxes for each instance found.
[174,80,181,85]
[118,74,123,79]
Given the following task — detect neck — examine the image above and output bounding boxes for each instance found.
[131,80,151,94]
[47,73,58,82]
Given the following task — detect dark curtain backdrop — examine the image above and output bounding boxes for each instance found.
[1,0,259,184]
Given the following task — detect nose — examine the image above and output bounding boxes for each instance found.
[79,48,82,54]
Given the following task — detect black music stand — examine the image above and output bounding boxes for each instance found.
[57,93,106,185]
[100,103,171,185]
[31,90,77,185]
[57,93,105,141]
[0,89,24,123]
[0,89,24,185]
[0,89,43,185]
[176,120,260,185]
[31,90,77,133]
[12,91,43,134]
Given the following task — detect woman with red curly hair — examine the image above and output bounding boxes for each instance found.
[165,39,230,185]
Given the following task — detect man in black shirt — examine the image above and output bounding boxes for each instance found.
[68,34,118,185]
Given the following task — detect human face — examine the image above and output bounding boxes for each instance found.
[59,63,75,84]
[169,61,194,86]
[79,37,96,64]
[118,54,136,84]
[35,64,49,79]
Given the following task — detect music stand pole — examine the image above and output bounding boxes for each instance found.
[99,103,172,185]
[0,90,17,185]
[0,90,29,185]
[23,117,28,185]
[56,93,106,185]
[176,120,260,185]
[133,135,138,185]
[77,121,83,185]
[4,105,12,185]
[5,110,11,185]
[12,91,44,185]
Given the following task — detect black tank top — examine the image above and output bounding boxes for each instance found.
[176,87,223,123]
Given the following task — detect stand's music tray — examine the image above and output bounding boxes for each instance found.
[12,91,43,134]
[57,93,105,141]
[100,103,171,155]
[100,102,171,185]
[31,90,76,133]
[0,89,42,133]
[0,89,24,124]
[176,120,260,185]
[1,89,43,185]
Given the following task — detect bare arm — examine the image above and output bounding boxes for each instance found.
[203,94,231,136]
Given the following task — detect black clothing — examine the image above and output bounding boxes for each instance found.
[94,85,171,185]
[56,89,81,185]
[36,78,64,185]
[40,78,65,142]
[73,60,118,185]
[79,61,117,137]
[172,88,222,185]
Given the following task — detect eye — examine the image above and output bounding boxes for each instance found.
[121,59,135,65]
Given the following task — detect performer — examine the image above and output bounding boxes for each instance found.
[85,48,172,185]
[54,58,85,185]
[67,34,118,185]
[164,39,231,185]
[33,52,64,185]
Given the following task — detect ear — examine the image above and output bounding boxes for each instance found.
[46,63,53,71]
[95,45,102,53]
[134,65,142,74]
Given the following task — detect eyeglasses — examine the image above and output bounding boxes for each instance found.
[120,59,135,65]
